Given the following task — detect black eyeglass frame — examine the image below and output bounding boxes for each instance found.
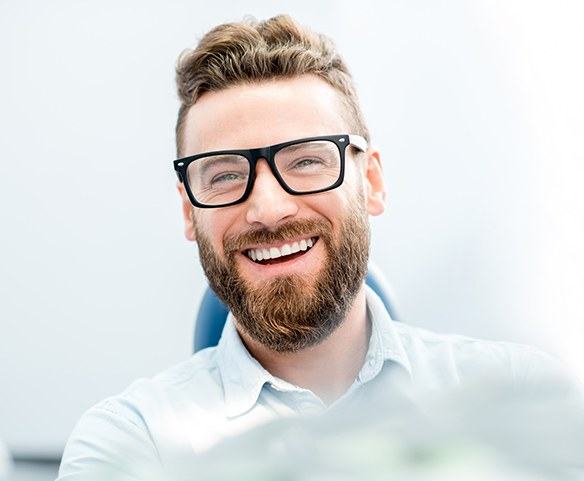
[173,134,368,208]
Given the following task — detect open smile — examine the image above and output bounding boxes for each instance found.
[243,236,319,265]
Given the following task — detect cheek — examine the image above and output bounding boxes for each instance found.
[331,171,364,212]
[345,158,366,189]
[196,210,241,255]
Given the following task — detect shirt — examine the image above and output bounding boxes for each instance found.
[57,286,575,480]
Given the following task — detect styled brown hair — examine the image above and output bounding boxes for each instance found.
[175,14,369,156]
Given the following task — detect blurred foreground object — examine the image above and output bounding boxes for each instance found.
[174,375,584,481]
[0,439,11,481]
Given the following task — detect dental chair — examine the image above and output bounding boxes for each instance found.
[194,263,400,352]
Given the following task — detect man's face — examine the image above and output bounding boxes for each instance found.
[178,75,386,352]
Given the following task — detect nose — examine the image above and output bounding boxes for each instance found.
[245,159,299,227]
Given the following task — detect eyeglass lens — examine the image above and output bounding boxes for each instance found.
[186,140,341,206]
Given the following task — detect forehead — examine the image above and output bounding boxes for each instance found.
[182,75,350,155]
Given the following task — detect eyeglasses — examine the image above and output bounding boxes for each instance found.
[173,134,368,208]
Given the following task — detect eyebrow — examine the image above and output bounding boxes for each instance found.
[276,142,333,155]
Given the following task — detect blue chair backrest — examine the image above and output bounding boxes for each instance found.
[194,262,400,353]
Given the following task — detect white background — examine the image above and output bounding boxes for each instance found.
[1,0,583,456]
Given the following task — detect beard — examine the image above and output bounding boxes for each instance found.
[194,199,370,353]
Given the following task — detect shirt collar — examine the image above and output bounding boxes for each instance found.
[358,285,412,383]
[215,284,412,417]
[216,315,274,418]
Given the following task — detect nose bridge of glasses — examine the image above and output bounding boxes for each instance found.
[249,146,272,165]
[244,146,299,223]
[248,145,292,198]
[249,146,280,178]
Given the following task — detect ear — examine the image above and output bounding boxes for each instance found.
[177,181,197,241]
[363,148,387,216]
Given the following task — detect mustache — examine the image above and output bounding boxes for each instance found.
[223,218,332,254]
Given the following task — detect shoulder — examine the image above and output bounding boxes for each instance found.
[90,346,223,424]
[395,322,534,362]
[58,347,223,480]
[152,345,222,391]
[393,322,578,392]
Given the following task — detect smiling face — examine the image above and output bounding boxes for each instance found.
[178,75,386,352]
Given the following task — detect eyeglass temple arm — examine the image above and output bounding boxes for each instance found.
[348,134,368,152]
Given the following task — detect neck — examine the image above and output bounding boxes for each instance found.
[235,284,370,406]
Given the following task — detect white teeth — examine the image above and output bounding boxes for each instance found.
[246,237,316,262]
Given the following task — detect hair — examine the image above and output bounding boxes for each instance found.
[174,14,370,157]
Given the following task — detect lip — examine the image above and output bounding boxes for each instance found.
[237,236,323,280]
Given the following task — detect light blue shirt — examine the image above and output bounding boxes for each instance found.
[57,286,574,480]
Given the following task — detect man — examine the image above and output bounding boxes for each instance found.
[57,14,579,480]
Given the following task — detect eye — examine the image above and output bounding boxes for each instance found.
[211,172,245,185]
[291,157,324,169]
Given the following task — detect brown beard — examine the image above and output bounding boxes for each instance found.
[194,201,370,353]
